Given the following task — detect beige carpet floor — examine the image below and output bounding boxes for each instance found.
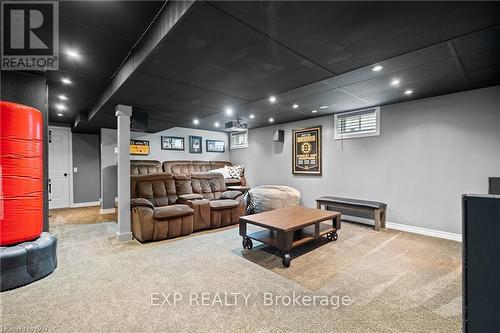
[0,221,462,332]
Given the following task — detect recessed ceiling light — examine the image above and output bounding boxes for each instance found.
[249,114,255,119]
[269,117,274,123]
[55,103,66,111]
[311,110,318,113]
[214,121,220,127]
[66,48,81,59]
[57,113,63,117]
[193,119,199,125]
[225,107,233,115]
[372,65,383,72]
[319,105,328,109]
[269,96,276,103]
[391,78,401,86]
[404,89,413,95]
[292,104,299,109]
[61,77,72,85]
[58,94,68,100]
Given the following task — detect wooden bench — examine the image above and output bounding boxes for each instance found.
[316,196,387,231]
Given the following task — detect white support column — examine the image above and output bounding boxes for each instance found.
[115,104,133,242]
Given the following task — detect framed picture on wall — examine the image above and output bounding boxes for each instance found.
[206,140,225,153]
[129,140,150,155]
[189,136,202,154]
[161,136,184,151]
[292,126,322,175]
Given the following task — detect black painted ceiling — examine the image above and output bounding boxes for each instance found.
[63,1,500,133]
[46,1,164,129]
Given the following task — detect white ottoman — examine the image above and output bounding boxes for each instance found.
[247,185,301,214]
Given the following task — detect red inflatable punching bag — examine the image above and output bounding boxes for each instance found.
[0,101,43,246]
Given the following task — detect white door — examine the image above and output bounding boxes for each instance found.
[49,127,70,209]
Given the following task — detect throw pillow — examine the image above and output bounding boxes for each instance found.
[208,167,230,179]
[226,165,244,179]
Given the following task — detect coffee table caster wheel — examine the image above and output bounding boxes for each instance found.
[282,253,291,267]
[242,237,253,249]
[327,232,338,241]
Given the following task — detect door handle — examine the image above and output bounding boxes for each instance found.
[64,173,68,177]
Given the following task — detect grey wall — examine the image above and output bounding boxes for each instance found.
[100,127,229,210]
[72,133,100,203]
[101,128,118,210]
[230,86,500,235]
[130,127,230,161]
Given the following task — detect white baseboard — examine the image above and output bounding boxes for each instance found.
[341,215,462,242]
[386,222,462,242]
[116,231,133,242]
[100,208,116,214]
[71,201,100,208]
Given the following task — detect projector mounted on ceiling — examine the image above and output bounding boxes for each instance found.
[224,119,248,132]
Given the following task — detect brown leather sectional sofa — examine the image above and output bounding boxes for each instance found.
[131,160,246,186]
[130,172,245,242]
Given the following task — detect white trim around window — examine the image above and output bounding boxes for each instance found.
[334,106,380,140]
[230,131,248,149]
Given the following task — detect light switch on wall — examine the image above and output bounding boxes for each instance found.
[114,147,118,154]
[73,167,78,173]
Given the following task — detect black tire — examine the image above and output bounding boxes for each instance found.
[282,253,291,267]
[242,237,253,249]
[332,232,338,241]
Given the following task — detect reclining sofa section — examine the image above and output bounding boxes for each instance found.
[130,160,246,186]
[130,172,245,242]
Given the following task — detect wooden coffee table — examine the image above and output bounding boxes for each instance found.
[239,206,341,267]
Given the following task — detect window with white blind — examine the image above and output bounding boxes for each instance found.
[230,131,248,149]
[334,107,380,140]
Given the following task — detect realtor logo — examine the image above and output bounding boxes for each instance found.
[1,1,59,70]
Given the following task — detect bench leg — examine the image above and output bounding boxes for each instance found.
[380,208,386,229]
[316,202,322,209]
[374,208,381,231]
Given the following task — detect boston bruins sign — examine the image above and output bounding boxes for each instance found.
[292,126,322,175]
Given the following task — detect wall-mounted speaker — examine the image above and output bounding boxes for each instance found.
[131,110,149,132]
[489,177,500,195]
[273,129,284,142]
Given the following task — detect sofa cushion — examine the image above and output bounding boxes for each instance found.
[178,194,204,201]
[224,178,241,185]
[130,160,162,175]
[131,174,179,206]
[209,199,239,210]
[200,180,212,193]
[154,205,193,219]
[208,166,230,178]
[130,198,154,209]
[219,190,242,200]
[175,178,193,195]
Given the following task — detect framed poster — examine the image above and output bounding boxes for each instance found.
[206,140,225,153]
[292,126,322,175]
[129,140,150,155]
[189,136,202,154]
[161,136,184,151]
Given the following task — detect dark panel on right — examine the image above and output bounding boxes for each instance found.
[463,195,500,332]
